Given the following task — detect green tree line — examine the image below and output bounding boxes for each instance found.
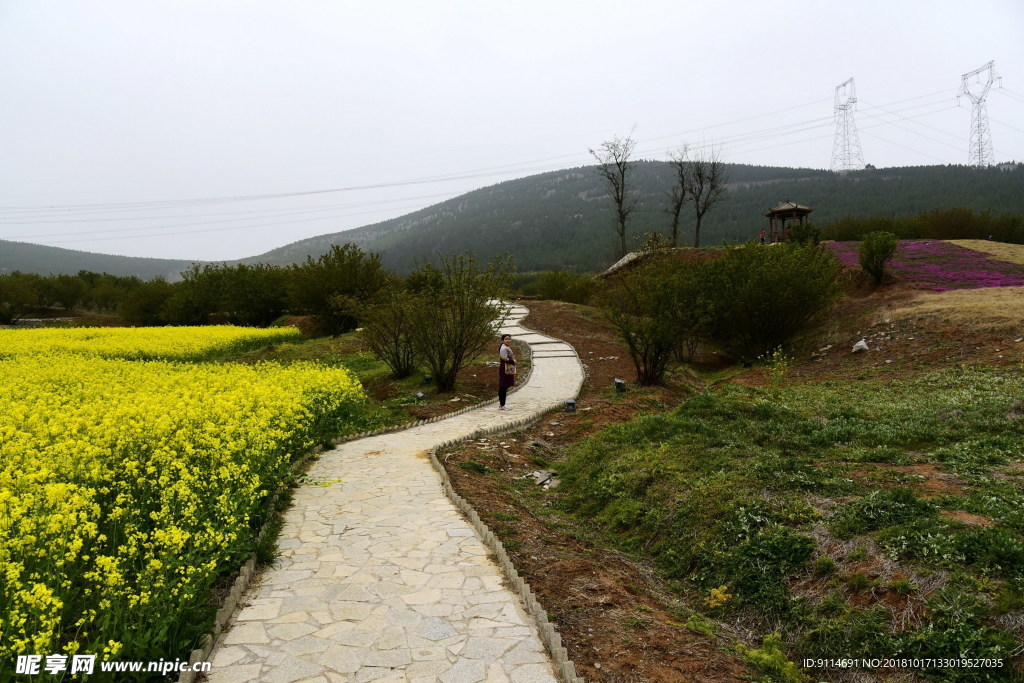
[0,245,391,331]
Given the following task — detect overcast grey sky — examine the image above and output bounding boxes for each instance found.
[1,0,1022,261]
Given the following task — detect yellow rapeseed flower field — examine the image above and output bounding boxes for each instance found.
[0,325,302,361]
[0,327,367,663]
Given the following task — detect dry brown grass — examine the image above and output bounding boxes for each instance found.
[947,239,1024,265]
[889,286,1024,334]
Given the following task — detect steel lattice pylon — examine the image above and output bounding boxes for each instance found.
[831,78,865,172]
[958,60,1000,168]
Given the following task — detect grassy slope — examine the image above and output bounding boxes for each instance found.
[543,262,1024,680]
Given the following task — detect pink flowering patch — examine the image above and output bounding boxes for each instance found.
[826,240,1024,291]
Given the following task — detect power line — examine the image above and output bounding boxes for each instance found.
[860,131,946,163]
[0,191,461,227]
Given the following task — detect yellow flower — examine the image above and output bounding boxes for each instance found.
[0,326,367,661]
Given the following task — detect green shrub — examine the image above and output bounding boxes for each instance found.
[857,231,898,284]
[685,613,716,637]
[536,270,594,304]
[700,242,844,359]
[736,633,809,683]
[814,556,838,576]
[789,222,821,245]
[597,255,687,384]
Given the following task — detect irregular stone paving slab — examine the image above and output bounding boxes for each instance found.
[208,304,583,682]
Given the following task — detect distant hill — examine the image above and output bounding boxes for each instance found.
[5,163,1023,277]
[246,162,1024,273]
[0,239,198,279]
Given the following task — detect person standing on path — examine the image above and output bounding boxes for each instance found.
[498,333,516,410]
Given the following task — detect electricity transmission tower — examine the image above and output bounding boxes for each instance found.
[831,78,865,172]
[958,60,1000,167]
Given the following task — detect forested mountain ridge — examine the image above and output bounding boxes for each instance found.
[0,239,196,279]
[3,163,1022,277]
[246,162,1024,273]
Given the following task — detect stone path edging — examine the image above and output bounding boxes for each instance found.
[428,436,581,683]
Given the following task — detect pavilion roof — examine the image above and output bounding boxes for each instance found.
[764,200,814,218]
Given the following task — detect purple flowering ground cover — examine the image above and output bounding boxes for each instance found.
[826,240,1024,291]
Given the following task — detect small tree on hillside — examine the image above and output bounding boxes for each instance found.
[858,231,899,284]
[599,254,709,385]
[408,254,511,392]
[590,134,637,260]
[359,285,419,379]
[682,145,729,248]
[666,146,690,247]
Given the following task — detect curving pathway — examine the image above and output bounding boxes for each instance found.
[206,304,585,683]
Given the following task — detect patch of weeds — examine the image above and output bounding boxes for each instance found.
[899,587,1017,676]
[880,520,962,567]
[491,512,520,522]
[993,586,1024,614]
[529,455,550,468]
[623,615,651,629]
[953,526,1024,579]
[814,594,846,618]
[458,461,491,474]
[493,525,518,539]
[685,613,716,637]
[502,540,522,551]
[800,604,894,660]
[725,528,815,611]
[830,487,937,538]
[846,572,875,592]
[736,633,809,683]
[934,438,1017,476]
[846,545,869,562]
[849,445,911,465]
[889,577,918,595]
[813,556,838,577]
[883,523,1024,579]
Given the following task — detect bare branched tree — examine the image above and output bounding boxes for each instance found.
[666,145,689,247]
[682,145,729,248]
[589,134,637,260]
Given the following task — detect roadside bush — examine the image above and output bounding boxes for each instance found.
[858,231,898,284]
[701,242,844,359]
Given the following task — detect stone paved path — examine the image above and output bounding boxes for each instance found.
[207,305,585,683]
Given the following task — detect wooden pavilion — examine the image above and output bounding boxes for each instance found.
[764,200,814,242]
